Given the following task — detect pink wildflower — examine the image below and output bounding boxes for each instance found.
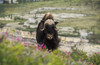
[36,44,40,51]
[65,51,67,53]
[65,51,70,56]
[16,37,20,41]
[23,42,31,46]
[12,37,15,41]
[43,45,46,48]
[40,43,46,49]
[84,60,87,63]
[96,52,100,54]
[79,59,82,62]
[67,52,70,55]
[5,32,8,38]
[1,32,4,35]
[22,42,27,46]
[90,63,93,65]
[46,49,50,53]
[40,43,44,47]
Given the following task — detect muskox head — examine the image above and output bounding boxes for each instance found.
[40,19,58,40]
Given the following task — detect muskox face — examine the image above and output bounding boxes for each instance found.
[44,24,55,40]
[40,19,58,40]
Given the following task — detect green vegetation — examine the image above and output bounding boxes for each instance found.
[0,0,100,65]
[0,19,26,24]
[0,35,100,65]
[59,33,79,37]
[0,0,100,16]
[0,0,100,44]
[17,0,53,3]
[0,18,26,28]
[0,0,100,43]
[0,23,6,28]
[16,27,36,33]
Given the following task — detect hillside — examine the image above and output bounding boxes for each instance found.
[0,0,100,65]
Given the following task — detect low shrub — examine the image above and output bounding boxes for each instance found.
[0,34,100,65]
[0,23,6,28]
[59,33,80,37]
[89,53,100,65]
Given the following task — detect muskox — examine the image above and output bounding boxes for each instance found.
[36,13,60,50]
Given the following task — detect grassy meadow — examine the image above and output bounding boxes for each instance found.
[0,35,100,65]
[0,0,100,42]
[0,0,100,43]
[0,0,100,65]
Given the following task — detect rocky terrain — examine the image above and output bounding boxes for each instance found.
[0,7,100,55]
[1,23,100,56]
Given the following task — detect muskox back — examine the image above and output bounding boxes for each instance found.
[36,13,60,50]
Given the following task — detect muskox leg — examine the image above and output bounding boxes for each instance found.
[45,41,58,51]
[36,28,44,44]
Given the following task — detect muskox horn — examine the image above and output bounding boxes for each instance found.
[40,28,45,31]
[55,28,58,30]
[40,19,55,31]
[40,24,46,31]
[42,12,54,22]
[54,28,58,31]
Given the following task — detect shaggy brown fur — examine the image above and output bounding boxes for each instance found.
[36,13,60,50]
[41,12,54,22]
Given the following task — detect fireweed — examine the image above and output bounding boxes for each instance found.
[36,43,47,51]
[0,32,100,65]
[16,37,20,41]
